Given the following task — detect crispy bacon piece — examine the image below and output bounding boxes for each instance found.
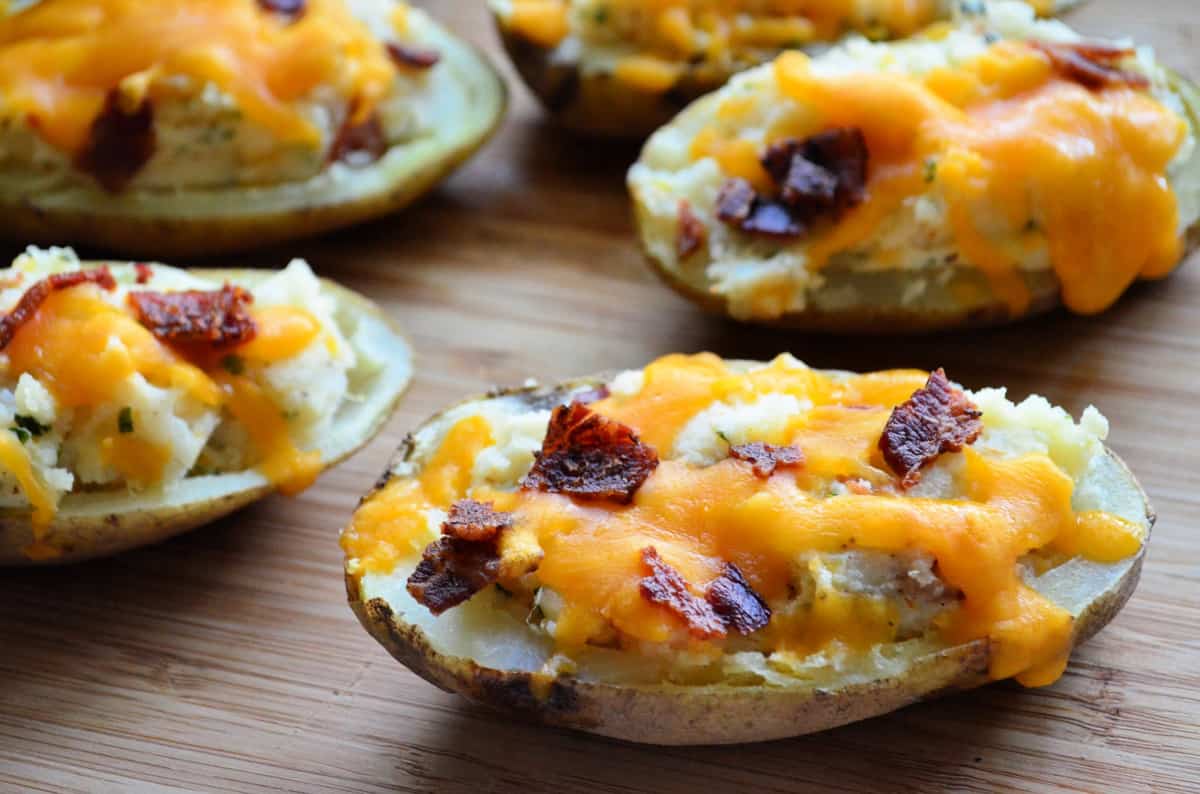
[134,263,153,285]
[639,547,726,640]
[329,112,388,166]
[706,562,771,635]
[0,268,116,351]
[74,90,156,193]
[718,127,868,240]
[522,402,659,504]
[716,179,805,238]
[128,285,257,349]
[442,499,513,543]
[407,499,517,615]
[258,0,305,19]
[676,200,707,259]
[406,537,502,615]
[1031,41,1149,90]
[387,42,441,70]
[879,369,983,488]
[728,442,805,478]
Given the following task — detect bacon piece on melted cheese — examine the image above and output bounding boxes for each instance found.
[639,546,726,640]
[706,562,772,635]
[128,285,257,349]
[0,268,117,350]
[407,499,513,615]
[878,369,983,488]
[718,128,869,239]
[73,90,156,193]
[728,442,805,478]
[441,499,513,543]
[1031,41,1150,91]
[257,0,305,20]
[522,402,659,504]
[328,112,388,166]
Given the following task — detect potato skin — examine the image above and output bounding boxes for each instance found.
[630,70,1200,333]
[0,24,507,259]
[0,268,412,566]
[346,377,1152,745]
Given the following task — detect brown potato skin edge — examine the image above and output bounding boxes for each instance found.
[344,377,1152,745]
[0,272,411,566]
[0,45,507,259]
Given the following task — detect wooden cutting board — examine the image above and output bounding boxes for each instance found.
[2,1,1197,791]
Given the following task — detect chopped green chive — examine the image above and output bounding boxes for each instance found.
[118,407,134,434]
[221,355,245,375]
[9,427,30,444]
[13,414,49,437]
[923,158,938,183]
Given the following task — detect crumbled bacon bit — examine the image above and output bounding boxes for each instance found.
[728,442,805,478]
[407,536,502,616]
[442,499,513,543]
[329,112,388,166]
[386,42,441,70]
[706,562,771,635]
[0,268,116,351]
[718,128,868,240]
[522,402,659,504]
[1031,41,1149,90]
[134,263,153,285]
[639,547,726,640]
[878,369,983,488]
[676,200,707,259]
[128,285,257,350]
[716,179,805,238]
[74,90,156,193]
[257,0,305,19]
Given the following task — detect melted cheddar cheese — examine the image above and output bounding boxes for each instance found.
[503,0,944,81]
[0,0,400,154]
[344,354,1145,687]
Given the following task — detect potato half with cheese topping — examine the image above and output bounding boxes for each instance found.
[0,247,411,564]
[491,0,1080,137]
[629,2,1200,329]
[0,0,506,257]
[343,353,1151,745]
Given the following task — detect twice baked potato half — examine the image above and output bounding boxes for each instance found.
[491,0,1082,137]
[344,353,1151,745]
[629,2,1200,330]
[0,247,411,564]
[0,0,506,258]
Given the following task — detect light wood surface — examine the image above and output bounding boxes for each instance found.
[2,1,1199,791]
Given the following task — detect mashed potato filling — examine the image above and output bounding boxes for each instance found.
[0,246,355,558]
[346,354,1146,687]
[628,2,1199,318]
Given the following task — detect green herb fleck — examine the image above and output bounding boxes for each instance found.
[118,407,134,434]
[923,158,938,184]
[592,5,608,24]
[13,414,49,438]
[221,354,245,375]
[9,427,30,444]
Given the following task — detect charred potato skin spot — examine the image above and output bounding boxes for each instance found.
[346,374,1153,744]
